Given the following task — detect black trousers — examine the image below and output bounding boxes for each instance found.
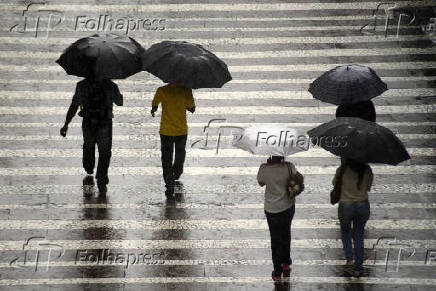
[82,118,112,185]
[160,134,187,188]
[265,205,295,275]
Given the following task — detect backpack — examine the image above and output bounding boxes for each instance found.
[81,81,111,122]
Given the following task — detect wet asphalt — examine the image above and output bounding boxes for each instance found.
[0,1,435,290]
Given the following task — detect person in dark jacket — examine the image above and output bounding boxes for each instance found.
[336,100,376,122]
[60,75,123,194]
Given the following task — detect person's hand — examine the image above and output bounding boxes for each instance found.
[60,125,68,137]
[187,106,195,113]
[150,109,156,117]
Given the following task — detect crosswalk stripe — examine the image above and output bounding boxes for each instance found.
[0,238,435,250]
[2,48,435,59]
[1,2,434,11]
[1,202,435,210]
[0,105,434,115]
[0,277,435,286]
[0,148,432,158]
[0,277,436,286]
[0,166,433,176]
[3,25,425,33]
[0,88,433,100]
[1,121,434,128]
[0,259,429,268]
[0,35,429,45]
[0,134,434,141]
[2,62,435,72]
[0,183,433,194]
[2,76,436,85]
[0,219,434,230]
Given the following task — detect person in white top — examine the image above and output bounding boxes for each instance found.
[257,155,300,282]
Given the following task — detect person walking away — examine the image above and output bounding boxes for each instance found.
[333,158,373,277]
[60,76,123,194]
[150,83,195,196]
[257,155,299,282]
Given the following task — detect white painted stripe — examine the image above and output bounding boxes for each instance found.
[0,219,434,230]
[3,15,377,22]
[0,166,433,176]
[0,183,433,194]
[1,121,435,128]
[1,2,433,11]
[0,277,436,286]
[0,277,435,286]
[2,48,435,60]
[0,88,433,100]
[0,105,433,115]
[2,62,435,73]
[0,148,431,158]
[1,202,435,210]
[0,238,435,250]
[0,259,429,268]
[0,133,434,141]
[0,35,428,45]
[4,25,423,33]
[2,76,435,86]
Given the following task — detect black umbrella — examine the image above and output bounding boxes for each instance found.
[56,33,145,80]
[308,64,387,105]
[307,117,410,165]
[142,40,232,89]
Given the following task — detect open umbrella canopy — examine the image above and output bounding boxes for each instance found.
[56,33,145,80]
[142,40,232,89]
[232,125,309,156]
[307,117,410,165]
[308,64,387,105]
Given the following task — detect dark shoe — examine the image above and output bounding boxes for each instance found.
[165,187,174,197]
[282,264,291,277]
[353,270,361,278]
[83,175,94,186]
[344,265,354,277]
[272,271,281,282]
[97,183,107,194]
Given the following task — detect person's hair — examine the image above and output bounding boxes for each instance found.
[267,155,284,164]
[342,159,368,190]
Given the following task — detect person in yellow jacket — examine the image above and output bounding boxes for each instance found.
[151,83,195,195]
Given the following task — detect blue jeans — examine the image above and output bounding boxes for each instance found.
[265,205,295,276]
[338,200,370,271]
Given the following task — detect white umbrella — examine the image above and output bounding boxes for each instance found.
[232,125,309,156]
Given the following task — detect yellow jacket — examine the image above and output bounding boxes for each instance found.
[152,84,195,136]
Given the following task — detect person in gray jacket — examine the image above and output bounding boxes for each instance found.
[257,155,299,282]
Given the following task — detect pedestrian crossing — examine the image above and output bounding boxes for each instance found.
[0,0,435,289]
